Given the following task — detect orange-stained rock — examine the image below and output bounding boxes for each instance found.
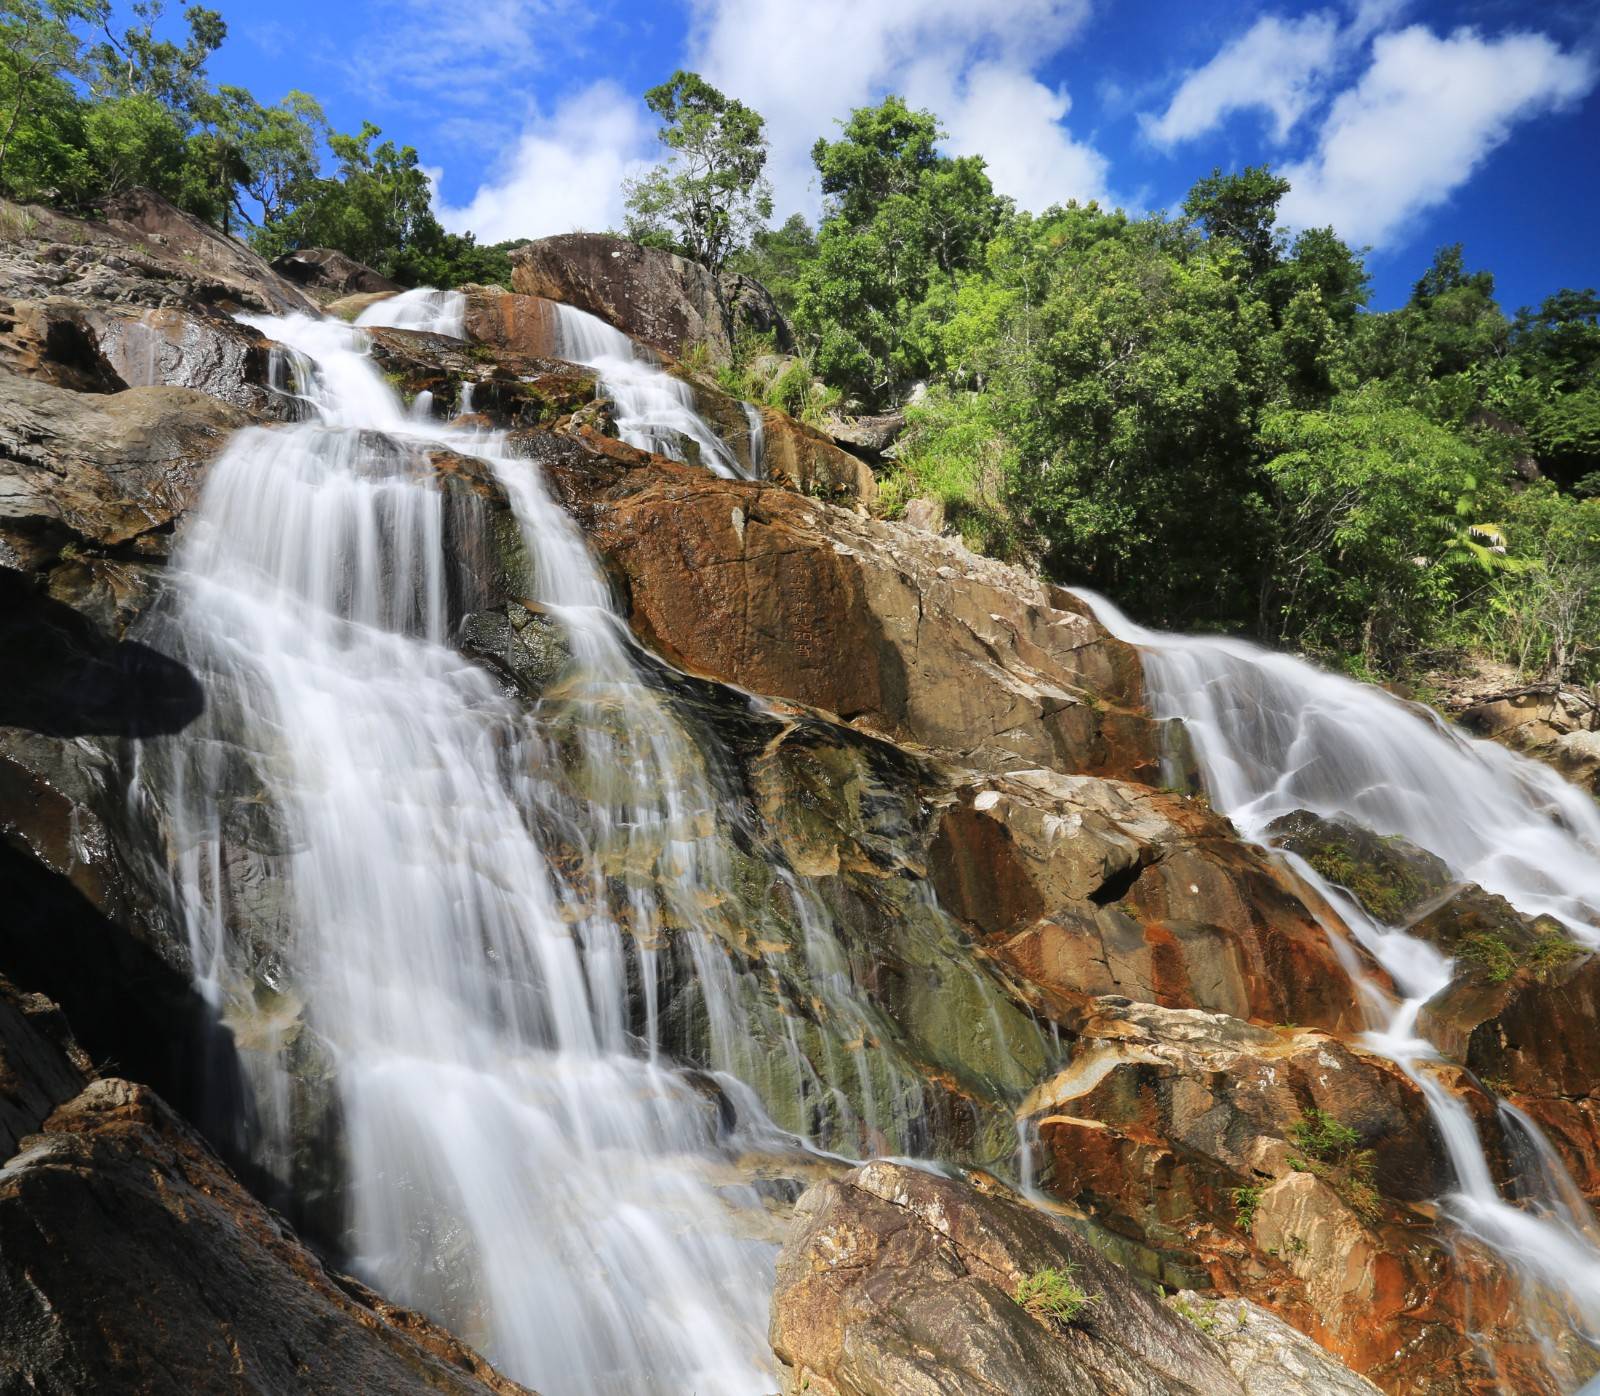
[463,287,565,360]
[555,460,1161,781]
[1022,998,1589,1395]
[1419,953,1600,1201]
[930,771,1374,1033]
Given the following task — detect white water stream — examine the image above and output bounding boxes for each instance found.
[1079,591,1600,1376]
[131,290,1042,1394]
[136,296,784,1395]
[552,303,752,479]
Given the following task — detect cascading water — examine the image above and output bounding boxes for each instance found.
[553,303,750,478]
[1078,590,1600,1377]
[131,290,1047,1394]
[355,286,468,337]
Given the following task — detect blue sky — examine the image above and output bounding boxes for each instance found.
[179,0,1598,310]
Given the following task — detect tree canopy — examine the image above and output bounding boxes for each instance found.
[623,70,772,271]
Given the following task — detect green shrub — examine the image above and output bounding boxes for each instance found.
[1230,1183,1263,1232]
[1013,1264,1099,1326]
[1287,1108,1381,1221]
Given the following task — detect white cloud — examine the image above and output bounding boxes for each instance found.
[434,81,654,242]
[347,0,590,113]
[1142,12,1344,147]
[1280,25,1595,247]
[685,0,1114,216]
[912,61,1112,211]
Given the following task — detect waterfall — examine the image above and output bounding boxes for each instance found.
[553,304,749,478]
[131,297,1044,1394]
[355,287,467,337]
[136,307,774,1395]
[742,400,766,479]
[1077,591,1600,1364]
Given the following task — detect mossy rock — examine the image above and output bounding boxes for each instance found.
[1265,810,1451,925]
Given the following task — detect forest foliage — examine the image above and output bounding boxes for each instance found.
[4,6,1597,684]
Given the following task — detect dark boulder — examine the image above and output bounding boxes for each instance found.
[271,246,403,303]
[510,232,792,365]
[0,975,533,1396]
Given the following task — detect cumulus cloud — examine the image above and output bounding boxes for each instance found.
[1141,12,1344,147]
[434,81,654,242]
[1280,26,1595,247]
[685,0,1115,216]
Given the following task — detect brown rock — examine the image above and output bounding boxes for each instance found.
[1,375,247,566]
[933,773,1373,1032]
[271,246,402,303]
[769,1158,1246,1396]
[463,286,564,359]
[510,232,790,365]
[562,462,1160,780]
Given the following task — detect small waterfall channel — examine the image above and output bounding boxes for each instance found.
[129,290,1041,1394]
[1079,591,1600,1379]
[552,303,755,479]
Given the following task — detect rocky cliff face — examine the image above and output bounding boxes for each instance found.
[510,231,792,364]
[1,191,1595,1395]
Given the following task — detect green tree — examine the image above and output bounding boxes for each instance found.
[1510,288,1600,391]
[0,0,103,199]
[86,0,223,112]
[794,96,1004,405]
[1182,165,1290,282]
[1407,243,1507,375]
[1000,219,1276,623]
[1258,385,1508,668]
[724,211,815,314]
[1483,485,1600,682]
[623,70,771,270]
[216,85,324,227]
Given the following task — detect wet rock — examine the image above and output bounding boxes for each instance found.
[1419,950,1600,1198]
[1,375,248,567]
[459,602,572,699]
[933,773,1372,1032]
[272,247,402,303]
[3,295,292,419]
[510,232,791,365]
[0,975,91,1158]
[1264,810,1452,925]
[769,1158,1244,1396]
[1164,1292,1382,1395]
[0,1062,532,1394]
[562,461,1161,781]
[365,324,594,428]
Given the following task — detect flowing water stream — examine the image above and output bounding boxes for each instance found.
[552,303,754,478]
[130,291,1039,1394]
[1079,590,1600,1381]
